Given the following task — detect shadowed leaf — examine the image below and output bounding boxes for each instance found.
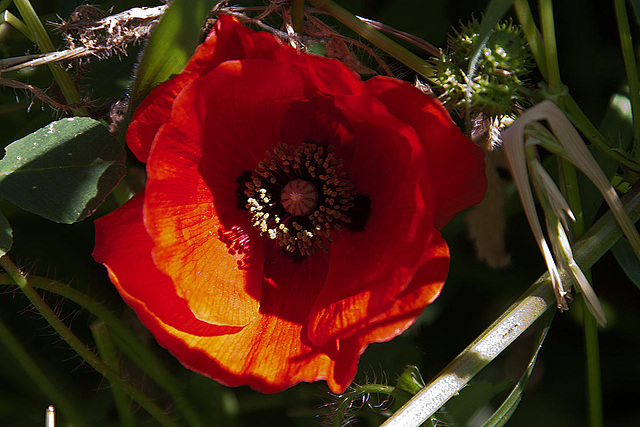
[0,117,126,224]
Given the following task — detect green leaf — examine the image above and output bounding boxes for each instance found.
[580,92,635,226]
[481,309,555,427]
[129,0,219,112]
[0,210,12,256]
[612,237,640,289]
[0,117,126,224]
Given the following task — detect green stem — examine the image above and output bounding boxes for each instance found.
[539,0,562,92]
[332,383,412,427]
[583,303,604,427]
[513,0,548,80]
[12,0,88,115]
[0,10,33,42]
[0,316,89,426]
[91,321,137,427]
[307,0,434,80]
[381,182,640,427]
[614,0,640,155]
[516,0,640,171]
[559,156,603,427]
[0,256,181,427]
[291,0,305,35]
[0,274,206,427]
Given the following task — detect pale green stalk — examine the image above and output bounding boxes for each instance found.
[539,0,562,93]
[513,0,547,80]
[382,183,640,427]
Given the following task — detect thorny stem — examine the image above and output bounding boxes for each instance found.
[332,383,412,427]
[381,182,640,427]
[0,256,181,427]
[12,0,88,116]
[307,0,435,80]
[614,0,640,155]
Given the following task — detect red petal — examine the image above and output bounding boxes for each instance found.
[92,192,240,335]
[332,233,449,381]
[126,14,295,163]
[127,74,194,162]
[143,59,307,326]
[364,77,487,228]
[94,194,357,393]
[307,93,436,346]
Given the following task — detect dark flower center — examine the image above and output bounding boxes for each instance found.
[237,142,370,256]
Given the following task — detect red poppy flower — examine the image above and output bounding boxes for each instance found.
[93,14,486,393]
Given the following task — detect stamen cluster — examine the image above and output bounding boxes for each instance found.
[243,142,356,256]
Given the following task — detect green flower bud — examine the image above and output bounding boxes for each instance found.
[434,17,532,117]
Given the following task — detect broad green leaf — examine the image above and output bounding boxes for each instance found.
[612,237,640,289]
[0,210,12,256]
[481,309,554,427]
[0,117,126,224]
[129,0,219,112]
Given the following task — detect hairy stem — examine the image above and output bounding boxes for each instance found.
[0,274,206,427]
[0,316,89,426]
[91,321,138,427]
[0,256,181,427]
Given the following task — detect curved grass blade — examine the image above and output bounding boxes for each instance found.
[481,309,554,427]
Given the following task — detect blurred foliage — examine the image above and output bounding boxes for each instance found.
[1,1,639,426]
